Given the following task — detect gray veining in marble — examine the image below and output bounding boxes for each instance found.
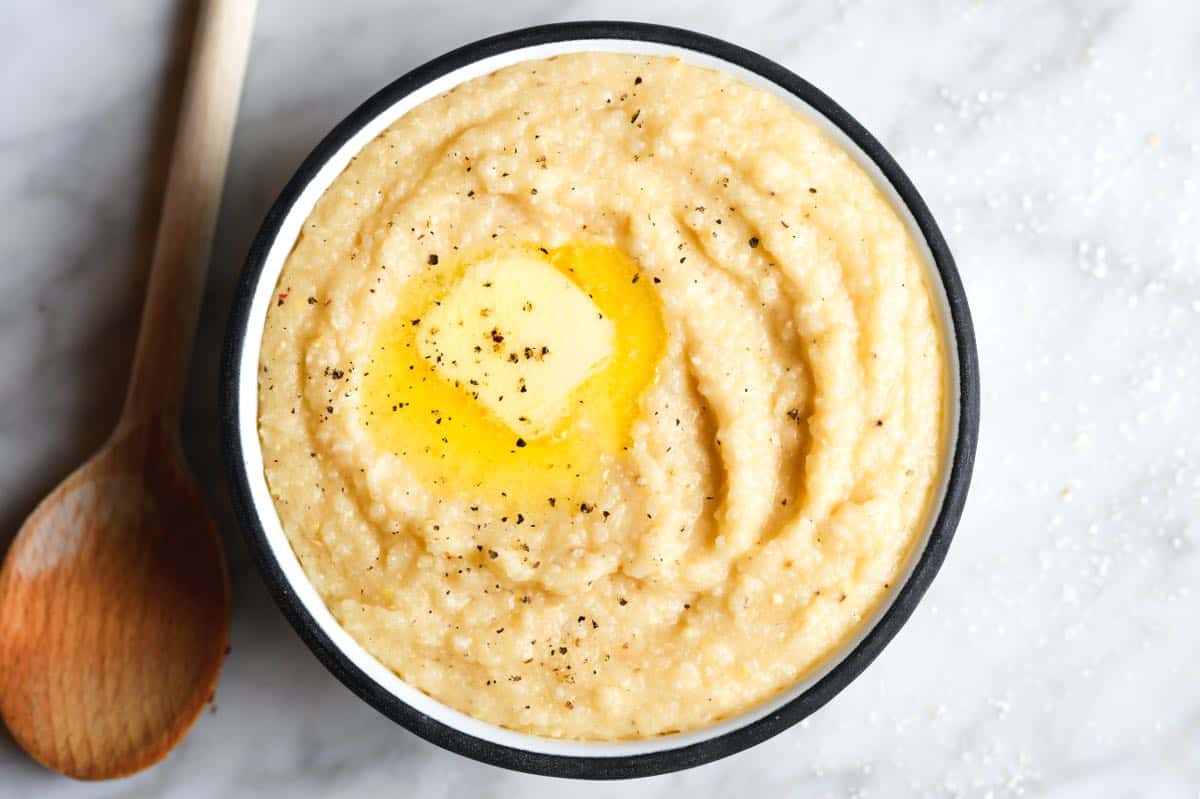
[1,1,1198,796]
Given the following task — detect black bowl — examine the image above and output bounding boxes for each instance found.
[220,20,979,780]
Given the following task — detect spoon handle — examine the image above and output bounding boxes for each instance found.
[120,0,257,430]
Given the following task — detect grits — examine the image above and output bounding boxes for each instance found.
[258,53,947,739]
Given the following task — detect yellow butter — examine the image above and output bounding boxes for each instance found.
[361,241,665,508]
[417,253,615,439]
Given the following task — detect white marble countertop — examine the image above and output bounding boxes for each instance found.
[2,1,1198,796]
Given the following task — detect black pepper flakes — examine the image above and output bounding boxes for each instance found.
[428,254,439,265]
[748,236,760,248]
[515,437,527,448]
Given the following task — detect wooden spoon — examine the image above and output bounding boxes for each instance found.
[0,0,256,780]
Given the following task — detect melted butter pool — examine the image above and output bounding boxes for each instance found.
[361,241,666,509]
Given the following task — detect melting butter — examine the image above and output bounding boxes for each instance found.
[417,252,616,439]
[361,242,665,508]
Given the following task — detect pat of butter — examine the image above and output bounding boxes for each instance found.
[417,252,615,438]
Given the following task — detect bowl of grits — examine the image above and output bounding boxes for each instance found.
[221,21,979,778]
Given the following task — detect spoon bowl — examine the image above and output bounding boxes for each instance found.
[0,417,228,779]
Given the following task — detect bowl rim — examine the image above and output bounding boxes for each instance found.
[219,20,979,780]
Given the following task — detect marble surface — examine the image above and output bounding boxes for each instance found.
[2,0,1198,796]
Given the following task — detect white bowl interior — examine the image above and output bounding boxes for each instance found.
[235,38,962,757]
